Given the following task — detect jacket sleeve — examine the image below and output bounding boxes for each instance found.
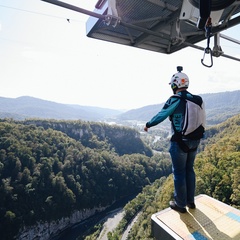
[146,97,180,128]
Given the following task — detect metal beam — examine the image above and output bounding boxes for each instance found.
[220,33,240,45]
[41,0,106,19]
[184,42,240,62]
[41,0,240,64]
[41,0,171,41]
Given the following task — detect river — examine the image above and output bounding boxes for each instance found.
[51,194,137,240]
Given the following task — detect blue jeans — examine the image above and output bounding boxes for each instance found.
[169,140,200,208]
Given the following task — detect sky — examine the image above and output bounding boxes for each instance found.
[0,0,240,110]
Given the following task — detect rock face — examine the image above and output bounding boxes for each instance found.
[17,206,106,240]
[23,120,153,157]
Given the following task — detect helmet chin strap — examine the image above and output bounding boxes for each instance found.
[171,83,178,94]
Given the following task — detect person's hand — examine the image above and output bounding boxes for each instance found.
[144,126,148,132]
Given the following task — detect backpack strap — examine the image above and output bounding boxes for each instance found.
[171,129,197,153]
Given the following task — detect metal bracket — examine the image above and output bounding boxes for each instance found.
[212,34,223,57]
[105,0,120,27]
[105,15,121,27]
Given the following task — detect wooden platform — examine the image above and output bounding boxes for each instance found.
[151,194,240,240]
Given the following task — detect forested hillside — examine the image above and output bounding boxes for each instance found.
[22,119,153,157]
[195,114,240,206]
[107,114,240,240]
[0,113,239,239]
[0,119,171,239]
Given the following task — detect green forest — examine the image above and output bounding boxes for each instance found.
[0,114,239,240]
[0,119,171,239]
[107,114,240,240]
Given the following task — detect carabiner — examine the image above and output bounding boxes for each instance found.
[201,17,213,67]
[201,47,213,68]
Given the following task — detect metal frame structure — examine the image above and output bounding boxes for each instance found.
[42,0,240,67]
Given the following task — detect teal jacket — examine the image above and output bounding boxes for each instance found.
[145,90,203,134]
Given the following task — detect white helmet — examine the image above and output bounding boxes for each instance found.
[169,72,189,92]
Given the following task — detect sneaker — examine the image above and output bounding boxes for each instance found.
[169,201,187,213]
[187,202,196,209]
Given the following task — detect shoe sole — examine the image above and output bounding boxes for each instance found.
[170,201,187,213]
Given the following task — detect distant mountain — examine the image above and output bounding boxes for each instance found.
[200,91,240,125]
[0,96,123,121]
[117,90,240,125]
[0,91,239,124]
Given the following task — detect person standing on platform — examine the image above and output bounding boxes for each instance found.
[144,67,206,213]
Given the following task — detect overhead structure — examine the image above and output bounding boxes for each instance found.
[42,0,240,67]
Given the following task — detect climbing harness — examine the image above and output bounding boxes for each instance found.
[201,17,213,68]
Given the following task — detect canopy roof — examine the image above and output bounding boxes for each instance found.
[86,0,240,54]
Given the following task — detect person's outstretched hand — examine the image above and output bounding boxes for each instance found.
[144,126,148,132]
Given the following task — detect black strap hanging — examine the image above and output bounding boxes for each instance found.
[197,0,212,29]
